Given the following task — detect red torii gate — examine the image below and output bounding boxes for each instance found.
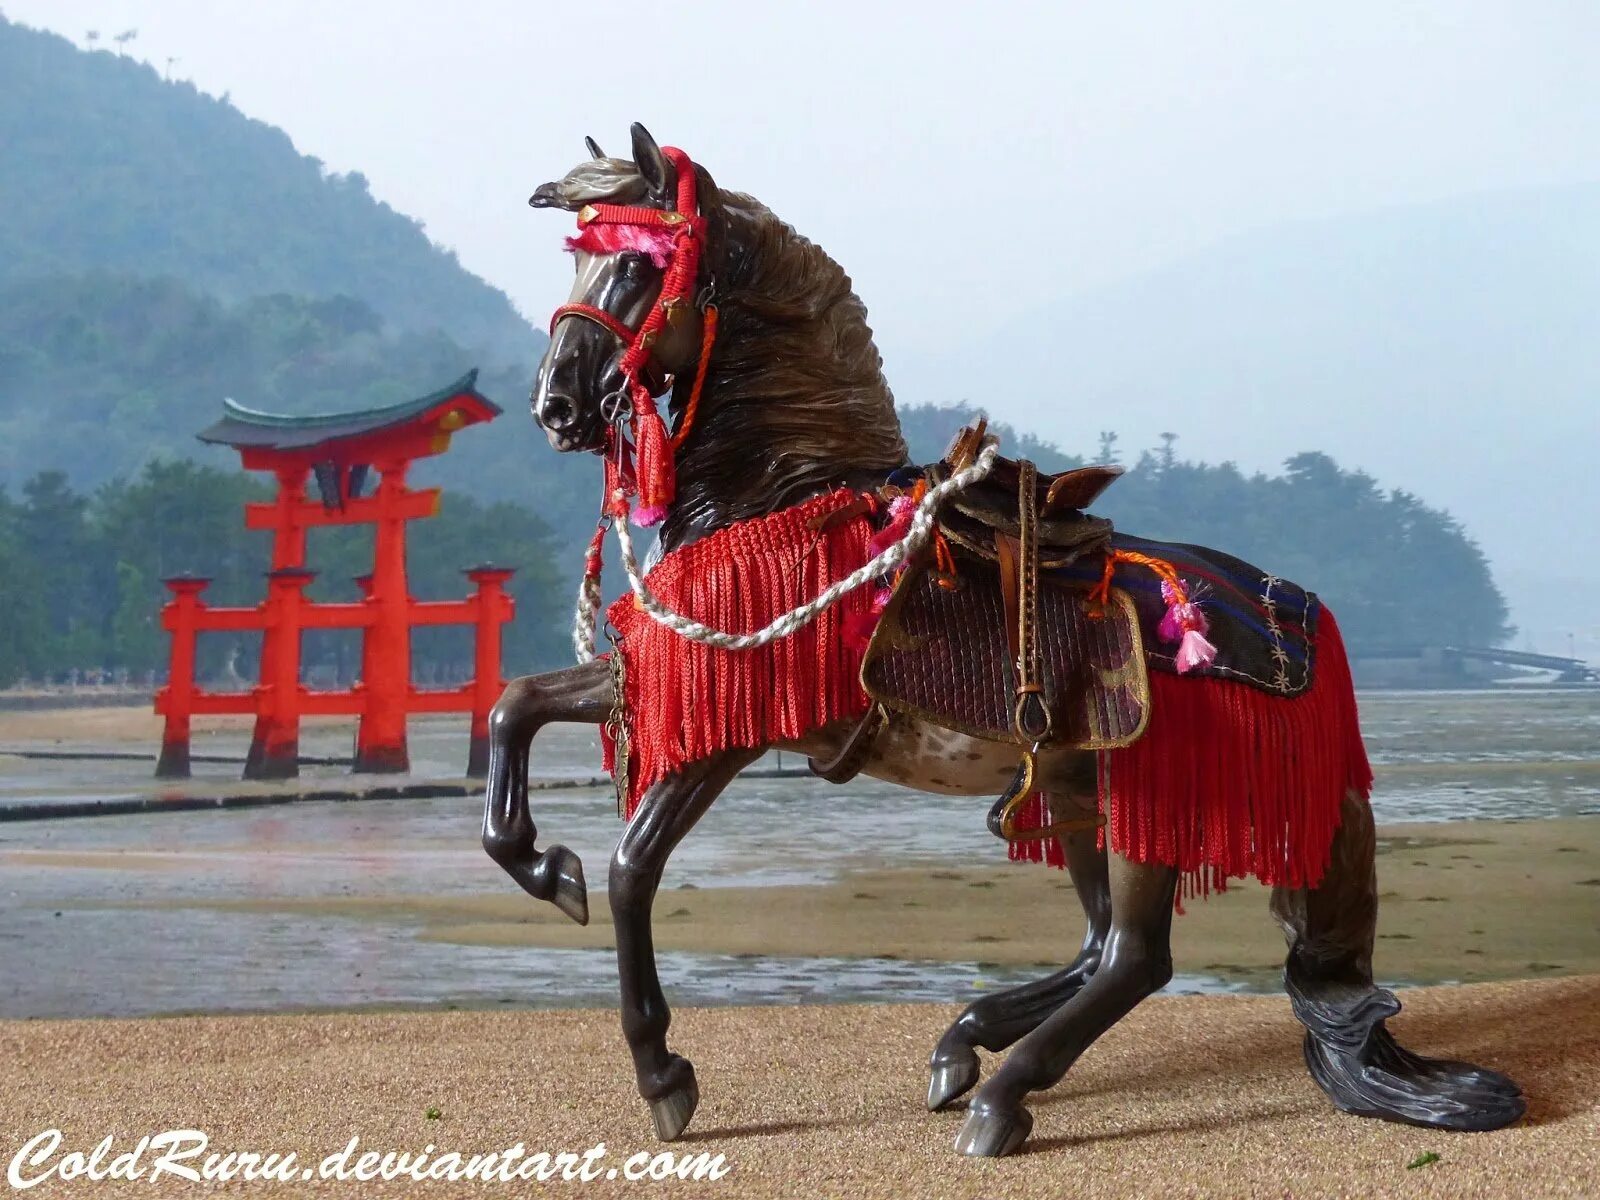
[155,372,513,780]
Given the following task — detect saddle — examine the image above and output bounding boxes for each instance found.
[813,422,1150,843]
[929,422,1122,568]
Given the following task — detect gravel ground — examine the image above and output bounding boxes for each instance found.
[2,975,1595,1198]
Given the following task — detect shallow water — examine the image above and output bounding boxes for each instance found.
[0,688,1595,1017]
[0,901,1240,1019]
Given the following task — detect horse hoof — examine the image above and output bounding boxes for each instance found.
[1306,1032,1526,1132]
[954,1103,1033,1157]
[927,1050,980,1111]
[543,844,589,926]
[649,1075,699,1142]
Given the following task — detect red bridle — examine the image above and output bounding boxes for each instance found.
[548,145,717,527]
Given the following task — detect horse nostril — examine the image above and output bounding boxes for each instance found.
[540,395,575,431]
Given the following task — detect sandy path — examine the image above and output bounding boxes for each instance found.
[1,976,1595,1198]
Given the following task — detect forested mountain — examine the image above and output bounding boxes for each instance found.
[896,412,1509,652]
[0,274,520,488]
[0,15,537,362]
[0,12,1510,676]
[0,276,1510,671]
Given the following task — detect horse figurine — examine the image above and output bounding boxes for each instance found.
[482,123,1524,1157]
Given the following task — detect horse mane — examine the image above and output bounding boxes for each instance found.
[537,156,909,546]
[662,189,908,546]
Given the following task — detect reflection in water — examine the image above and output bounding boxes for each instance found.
[0,689,1595,1016]
[0,904,1241,1019]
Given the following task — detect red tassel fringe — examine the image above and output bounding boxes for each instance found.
[601,490,874,818]
[1009,609,1373,901]
[631,397,674,525]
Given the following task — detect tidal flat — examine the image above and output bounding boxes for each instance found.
[0,689,1595,1017]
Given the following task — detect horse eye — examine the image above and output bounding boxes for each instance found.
[617,254,646,279]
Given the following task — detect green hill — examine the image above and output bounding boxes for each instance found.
[0,12,1509,667]
[0,14,537,362]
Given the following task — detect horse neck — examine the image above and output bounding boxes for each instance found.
[658,200,908,552]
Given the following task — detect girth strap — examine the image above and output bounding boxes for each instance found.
[807,702,889,784]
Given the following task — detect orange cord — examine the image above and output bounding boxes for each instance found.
[1090,548,1188,611]
[933,529,959,586]
[670,304,718,451]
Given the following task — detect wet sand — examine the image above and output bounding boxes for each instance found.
[17,814,1595,992]
[1,976,1595,1198]
[0,704,264,745]
[3,692,1595,1014]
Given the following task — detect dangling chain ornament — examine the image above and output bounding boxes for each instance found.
[554,145,1000,663]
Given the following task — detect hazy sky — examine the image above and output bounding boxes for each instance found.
[10,0,1597,372]
[8,1,1599,651]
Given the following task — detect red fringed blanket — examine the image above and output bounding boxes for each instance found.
[601,490,874,817]
[601,492,1372,899]
[1009,610,1372,897]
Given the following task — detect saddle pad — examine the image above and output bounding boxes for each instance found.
[1051,533,1322,697]
[860,562,1149,750]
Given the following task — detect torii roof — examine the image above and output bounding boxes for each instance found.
[197,370,501,461]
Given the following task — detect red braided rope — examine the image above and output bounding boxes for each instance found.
[670,303,718,450]
[551,146,710,525]
[549,302,635,343]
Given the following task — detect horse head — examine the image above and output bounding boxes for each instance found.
[527,123,719,456]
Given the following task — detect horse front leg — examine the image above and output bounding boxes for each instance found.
[480,661,613,924]
[611,748,759,1142]
[927,823,1111,1110]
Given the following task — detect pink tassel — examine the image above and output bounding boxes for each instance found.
[1158,605,1184,643]
[868,495,914,557]
[842,610,877,651]
[1176,628,1218,672]
[841,586,895,651]
[1159,577,1217,672]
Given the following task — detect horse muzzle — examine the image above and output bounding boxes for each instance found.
[534,391,607,453]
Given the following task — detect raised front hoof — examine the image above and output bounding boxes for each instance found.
[1306,1032,1527,1132]
[927,1048,981,1111]
[954,1102,1033,1158]
[648,1072,700,1143]
[542,844,590,926]
[485,838,590,925]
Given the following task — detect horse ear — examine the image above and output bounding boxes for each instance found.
[584,135,604,160]
[630,122,671,205]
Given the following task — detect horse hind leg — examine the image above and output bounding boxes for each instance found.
[927,824,1111,1111]
[1272,791,1525,1130]
[955,851,1179,1157]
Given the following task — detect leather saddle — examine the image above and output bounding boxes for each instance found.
[928,422,1122,568]
[814,422,1150,843]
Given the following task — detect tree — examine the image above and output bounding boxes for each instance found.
[1097,430,1120,465]
[18,471,101,675]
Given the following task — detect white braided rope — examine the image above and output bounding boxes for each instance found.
[572,568,604,663]
[571,441,997,657]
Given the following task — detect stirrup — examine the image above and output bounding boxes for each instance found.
[987,746,1104,843]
